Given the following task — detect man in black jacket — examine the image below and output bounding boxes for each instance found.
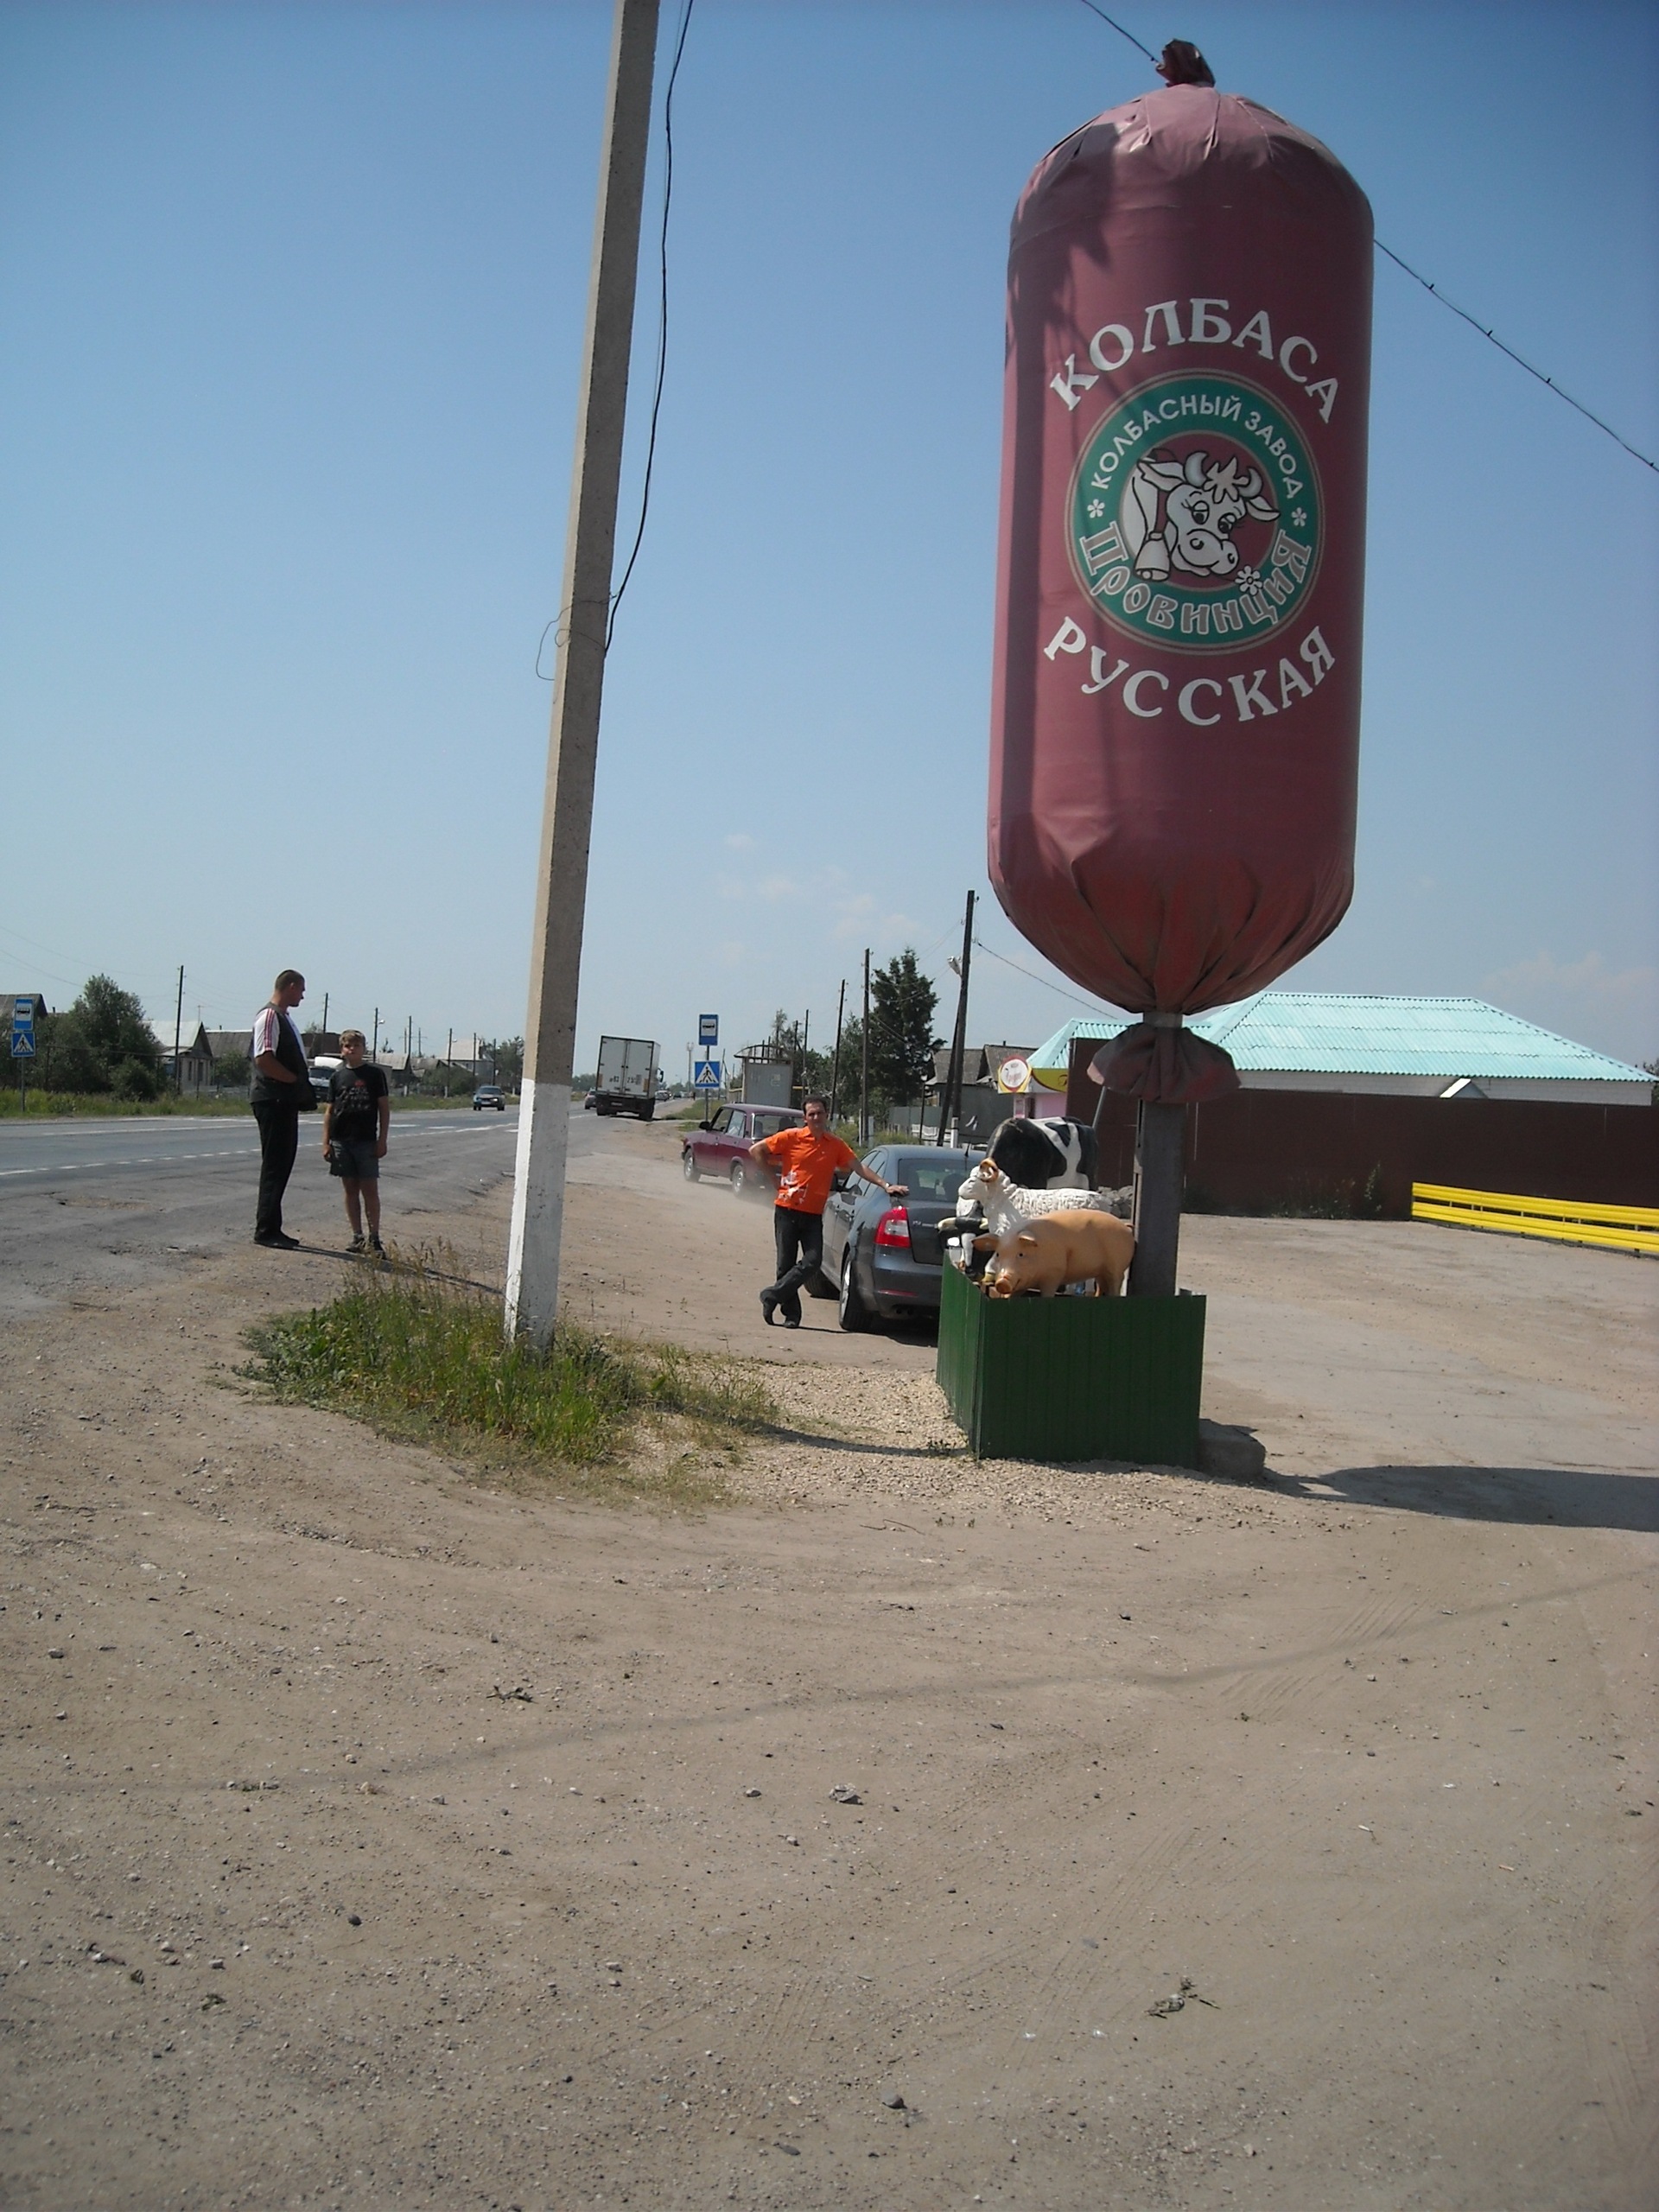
[250,969,314,1248]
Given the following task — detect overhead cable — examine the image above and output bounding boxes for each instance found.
[607,0,696,647]
[973,935,1125,1016]
[1072,0,1656,474]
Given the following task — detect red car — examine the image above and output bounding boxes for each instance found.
[681,1103,804,1195]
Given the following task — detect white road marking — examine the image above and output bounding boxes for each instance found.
[0,1112,516,1183]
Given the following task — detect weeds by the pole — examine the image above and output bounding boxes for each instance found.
[242,1255,778,1509]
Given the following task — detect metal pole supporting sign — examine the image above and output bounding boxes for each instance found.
[11,995,36,1114]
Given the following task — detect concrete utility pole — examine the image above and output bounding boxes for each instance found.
[859,950,871,1144]
[505,0,661,1344]
[937,889,974,1144]
[173,966,184,1096]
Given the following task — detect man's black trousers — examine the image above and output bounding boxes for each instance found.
[769,1205,823,1325]
[252,1101,302,1240]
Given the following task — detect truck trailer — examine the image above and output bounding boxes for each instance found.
[591,1035,659,1120]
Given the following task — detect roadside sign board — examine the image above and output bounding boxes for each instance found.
[698,1014,718,1046]
[10,995,37,1058]
[995,1054,1031,1093]
[692,1058,722,1090]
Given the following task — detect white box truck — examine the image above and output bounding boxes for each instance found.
[592,1035,659,1120]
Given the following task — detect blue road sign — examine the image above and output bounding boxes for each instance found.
[10,996,36,1058]
[692,1058,722,1090]
[698,1014,718,1046]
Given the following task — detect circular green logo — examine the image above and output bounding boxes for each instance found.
[1068,372,1322,654]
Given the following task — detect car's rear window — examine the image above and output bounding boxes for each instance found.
[893,1150,983,1201]
[753,1113,797,1137]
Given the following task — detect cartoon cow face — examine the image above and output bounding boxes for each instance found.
[1122,448,1280,582]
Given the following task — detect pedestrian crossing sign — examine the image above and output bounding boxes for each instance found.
[693,1059,721,1090]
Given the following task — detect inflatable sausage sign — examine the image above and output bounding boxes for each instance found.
[988,81,1372,1100]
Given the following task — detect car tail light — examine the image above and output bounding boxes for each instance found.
[874,1207,912,1250]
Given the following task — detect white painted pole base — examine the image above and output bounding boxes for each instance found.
[505,1076,569,1346]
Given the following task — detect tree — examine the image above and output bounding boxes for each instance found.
[868,950,942,1107]
[41,976,162,1098]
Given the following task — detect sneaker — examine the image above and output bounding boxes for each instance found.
[760,1291,778,1326]
[347,1235,366,1255]
[368,1235,385,1257]
[254,1231,300,1249]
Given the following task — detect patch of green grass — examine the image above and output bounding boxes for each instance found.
[241,1261,778,1508]
[0,1090,253,1118]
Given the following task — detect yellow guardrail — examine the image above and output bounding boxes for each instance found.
[1411,1182,1659,1259]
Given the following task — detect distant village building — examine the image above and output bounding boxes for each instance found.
[201,1030,254,1091]
[1032,994,1652,1108]
[147,1018,214,1093]
[925,1044,1034,1139]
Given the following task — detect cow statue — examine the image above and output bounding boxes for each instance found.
[1122,448,1279,582]
[980,1115,1097,1191]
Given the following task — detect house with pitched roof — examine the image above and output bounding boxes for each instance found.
[1033,995,1649,1107]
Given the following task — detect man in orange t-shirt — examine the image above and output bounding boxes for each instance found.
[749,1096,906,1329]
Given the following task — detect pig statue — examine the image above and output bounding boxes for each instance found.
[976,1210,1135,1300]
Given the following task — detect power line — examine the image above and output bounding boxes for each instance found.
[1072,0,1656,474]
[535,0,696,679]
[607,0,696,647]
[1374,242,1656,474]
[1073,0,1156,66]
[972,935,1125,1016]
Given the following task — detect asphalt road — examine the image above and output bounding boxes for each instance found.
[0,1103,569,1318]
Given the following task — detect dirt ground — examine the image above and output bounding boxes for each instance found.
[2,1111,1655,2210]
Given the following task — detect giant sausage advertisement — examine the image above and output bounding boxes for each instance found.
[988,79,1372,1099]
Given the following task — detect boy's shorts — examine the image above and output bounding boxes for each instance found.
[328,1136,379,1181]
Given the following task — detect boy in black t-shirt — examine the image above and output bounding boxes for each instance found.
[321,1030,391,1255]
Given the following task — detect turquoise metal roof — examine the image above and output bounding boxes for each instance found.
[1028,994,1650,1084]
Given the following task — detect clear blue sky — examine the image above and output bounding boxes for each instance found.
[3,0,1655,1071]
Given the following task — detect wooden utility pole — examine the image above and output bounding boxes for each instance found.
[505,0,660,1344]
[937,889,974,1144]
[828,978,845,1124]
[859,950,871,1145]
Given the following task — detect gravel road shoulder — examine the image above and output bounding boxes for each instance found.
[2,1116,1653,2209]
